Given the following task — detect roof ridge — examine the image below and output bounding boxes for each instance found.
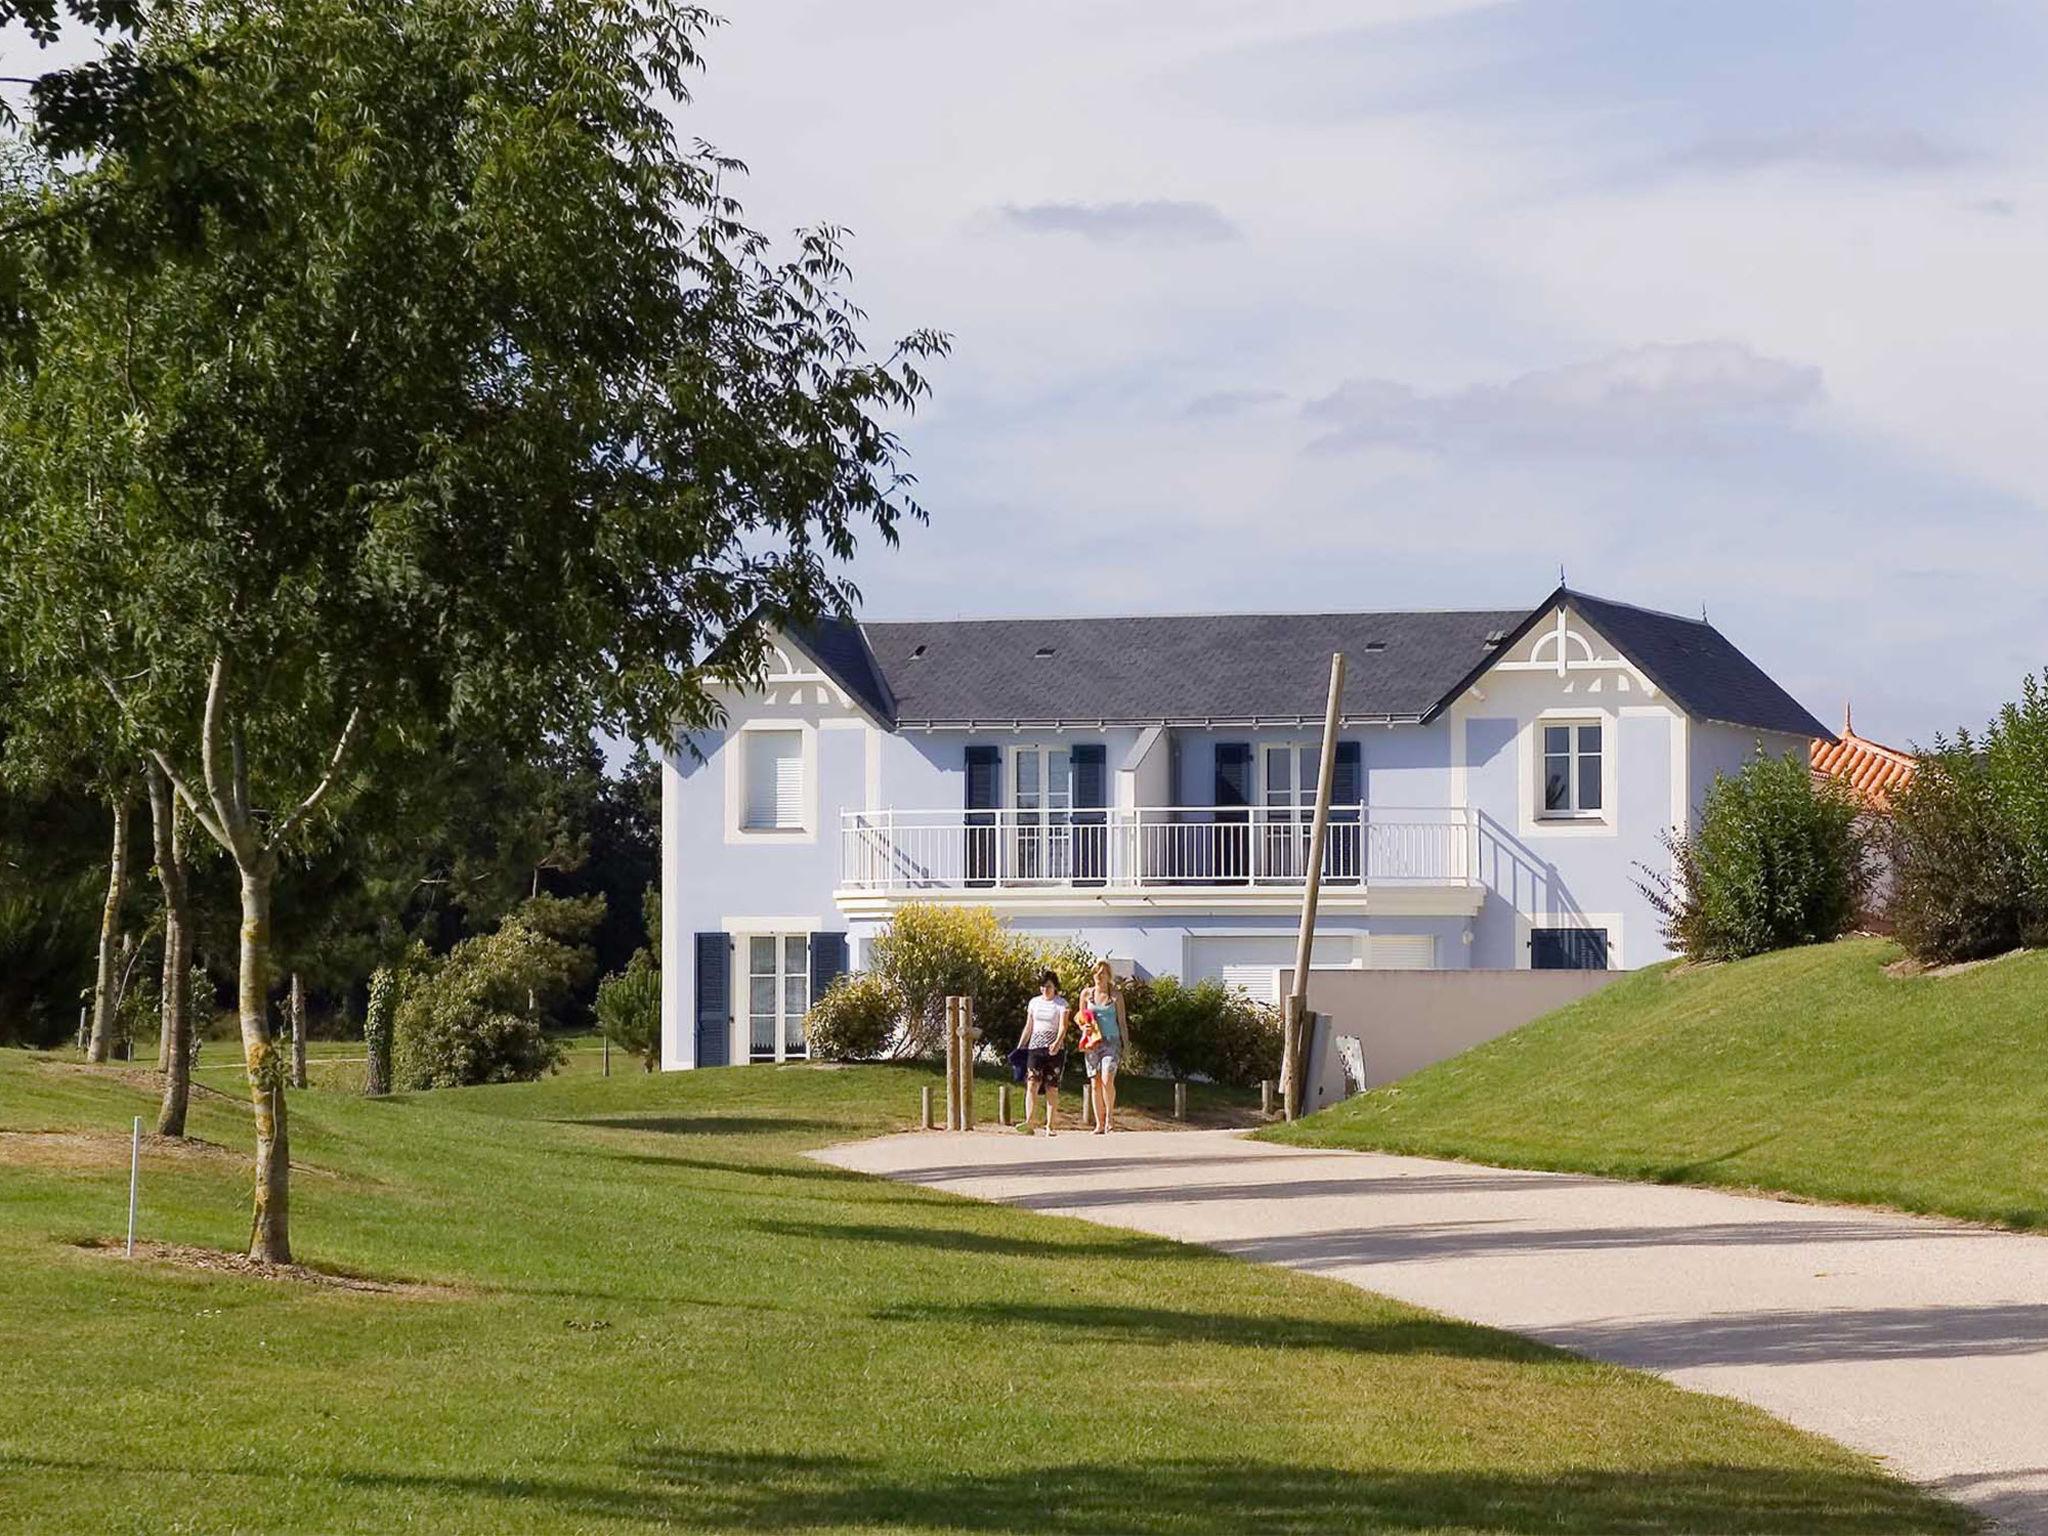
[1562,587,1715,629]
[859,605,1529,629]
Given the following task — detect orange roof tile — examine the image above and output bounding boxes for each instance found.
[1811,704,1917,809]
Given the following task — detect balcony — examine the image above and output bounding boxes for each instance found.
[836,805,1481,915]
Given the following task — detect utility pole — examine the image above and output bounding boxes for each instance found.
[1283,652,1345,1121]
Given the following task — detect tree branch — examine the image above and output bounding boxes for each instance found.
[270,701,365,847]
[197,653,254,860]
[92,664,233,852]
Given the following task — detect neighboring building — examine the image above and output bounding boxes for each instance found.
[1811,705,1918,809]
[659,586,1829,1069]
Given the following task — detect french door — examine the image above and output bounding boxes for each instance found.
[1012,746,1074,880]
[1262,744,1319,881]
[746,934,810,1062]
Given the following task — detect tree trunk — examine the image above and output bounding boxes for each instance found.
[290,973,307,1090]
[146,764,195,1137]
[237,862,291,1263]
[87,788,133,1063]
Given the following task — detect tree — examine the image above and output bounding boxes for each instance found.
[0,0,940,1260]
[142,759,197,1133]
[1638,751,1869,963]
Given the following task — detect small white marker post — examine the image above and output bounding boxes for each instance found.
[126,1116,141,1258]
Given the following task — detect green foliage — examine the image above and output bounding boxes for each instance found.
[1888,744,2030,964]
[1639,750,1868,962]
[862,903,1100,1059]
[594,957,661,1072]
[1885,673,2048,965]
[802,970,903,1061]
[1124,975,1281,1088]
[363,964,398,1095]
[391,913,575,1090]
[1982,671,2048,943]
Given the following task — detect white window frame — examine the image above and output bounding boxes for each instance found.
[734,930,812,1063]
[1540,720,1605,823]
[724,720,819,844]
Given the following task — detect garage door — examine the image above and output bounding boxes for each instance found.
[1186,935,1356,1006]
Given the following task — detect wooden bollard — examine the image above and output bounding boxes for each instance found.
[1082,1085,1095,1129]
[1261,1079,1275,1118]
[1174,1081,1187,1121]
[963,999,978,1131]
[921,1084,933,1129]
[998,1082,1010,1126]
[943,998,961,1131]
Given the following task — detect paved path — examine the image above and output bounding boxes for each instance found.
[816,1128,2048,1533]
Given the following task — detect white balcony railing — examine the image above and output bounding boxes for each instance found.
[838,806,1477,894]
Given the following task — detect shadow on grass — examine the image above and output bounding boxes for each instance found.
[2,1447,1967,1532]
[559,1115,846,1138]
[749,1218,1190,1263]
[869,1298,1553,1363]
[341,1448,1961,1534]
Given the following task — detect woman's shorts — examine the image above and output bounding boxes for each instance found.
[1085,1044,1121,1078]
[1026,1047,1065,1091]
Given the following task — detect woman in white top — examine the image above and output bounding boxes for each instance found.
[1014,969,1069,1135]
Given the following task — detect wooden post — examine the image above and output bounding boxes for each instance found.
[602,1028,611,1078]
[998,1082,1010,1127]
[920,1084,933,1129]
[962,999,977,1130]
[1174,1081,1187,1121]
[945,997,964,1131]
[1284,652,1346,1121]
[1082,1083,1095,1129]
[289,974,308,1091]
[1261,1079,1275,1118]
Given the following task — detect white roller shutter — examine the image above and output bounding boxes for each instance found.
[1188,935,1356,1005]
[1362,934,1436,970]
[744,730,804,829]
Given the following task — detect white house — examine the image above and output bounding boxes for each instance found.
[658,585,1828,1069]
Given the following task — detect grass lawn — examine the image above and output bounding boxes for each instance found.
[1266,937,2048,1230]
[0,1046,1971,1534]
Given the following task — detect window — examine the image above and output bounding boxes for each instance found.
[747,934,810,1061]
[1541,721,1603,816]
[743,729,805,830]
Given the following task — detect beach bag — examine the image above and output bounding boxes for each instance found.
[1006,1046,1031,1084]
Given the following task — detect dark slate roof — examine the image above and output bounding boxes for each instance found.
[786,616,896,724]
[831,588,1829,740]
[1557,590,1831,740]
[858,610,1529,727]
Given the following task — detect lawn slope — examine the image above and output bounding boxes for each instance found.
[0,1046,1969,1534]
[1268,937,2048,1228]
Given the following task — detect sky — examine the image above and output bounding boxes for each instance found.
[6,3,2043,747]
[675,0,2048,747]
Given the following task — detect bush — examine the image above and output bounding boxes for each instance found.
[1983,671,2048,943]
[595,958,661,1071]
[862,904,1098,1059]
[1124,975,1280,1088]
[1639,750,1868,962]
[1889,744,2030,963]
[804,970,903,1060]
[392,914,574,1089]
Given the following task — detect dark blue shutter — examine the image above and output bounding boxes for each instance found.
[1213,744,1252,808]
[1327,740,1364,884]
[694,932,731,1067]
[1531,928,1609,970]
[1214,744,1251,881]
[1071,744,1107,884]
[810,933,848,1004]
[965,744,1000,885]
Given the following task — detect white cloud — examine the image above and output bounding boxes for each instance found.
[991,199,1239,246]
[1652,129,1975,179]
[1304,342,1824,456]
